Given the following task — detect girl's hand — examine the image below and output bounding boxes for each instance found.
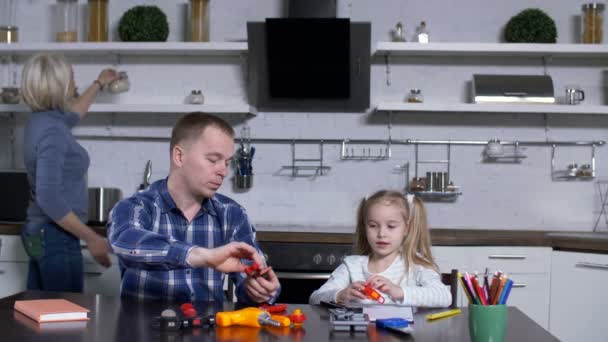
[366,275,404,302]
[336,281,367,304]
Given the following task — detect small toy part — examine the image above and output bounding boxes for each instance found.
[260,303,287,314]
[376,318,409,329]
[180,303,197,318]
[288,308,306,326]
[216,307,281,328]
[329,308,369,332]
[153,308,215,331]
[361,285,385,304]
[244,261,261,276]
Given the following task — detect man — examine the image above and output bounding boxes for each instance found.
[108,112,280,303]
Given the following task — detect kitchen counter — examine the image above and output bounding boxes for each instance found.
[1,223,606,253]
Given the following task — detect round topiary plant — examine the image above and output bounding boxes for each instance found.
[118,5,169,42]
[504,8,557,43]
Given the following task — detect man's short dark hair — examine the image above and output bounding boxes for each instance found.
[170,112,235,154]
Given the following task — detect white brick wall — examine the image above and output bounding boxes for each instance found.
[3,0,608,231]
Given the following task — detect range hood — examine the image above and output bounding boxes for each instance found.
[287,0,336,18]
[472,74,555,104]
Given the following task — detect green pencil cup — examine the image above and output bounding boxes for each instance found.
[468,304,508,342]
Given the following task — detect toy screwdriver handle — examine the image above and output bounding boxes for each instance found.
[215,307,280,328]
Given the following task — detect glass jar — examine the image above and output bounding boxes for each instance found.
[56,0,78,42]
[582,3,604,44]
[107,72,129,93]
[190,0,209,42]
[88,0,108,42]
[0,0,18,43]
[407,89,424,103]
[416,21,430,43]
[188,89,205,104]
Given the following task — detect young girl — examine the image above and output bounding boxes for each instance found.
[309,190,451,307]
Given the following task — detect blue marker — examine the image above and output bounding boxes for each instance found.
[498,279,513,304]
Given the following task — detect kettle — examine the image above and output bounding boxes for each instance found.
[88,187,122,225]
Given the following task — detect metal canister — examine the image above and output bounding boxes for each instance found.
[425,172,432,191]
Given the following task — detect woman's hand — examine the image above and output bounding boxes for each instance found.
[96,68,119,88]
[87,235,112,267]
[336,281,367,304]
[366,275,404,302]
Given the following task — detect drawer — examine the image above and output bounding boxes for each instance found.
[0,235,29,262]
[505,273,551,329]
[469,247,551,274]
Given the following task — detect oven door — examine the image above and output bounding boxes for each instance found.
[275,271,331,304]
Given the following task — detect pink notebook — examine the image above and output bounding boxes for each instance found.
[14,299,89,323]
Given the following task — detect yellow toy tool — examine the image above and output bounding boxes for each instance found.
[216,307,290,328]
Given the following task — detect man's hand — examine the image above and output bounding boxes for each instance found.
[86,235,112,267]
[336,281,367,304]
[244,267,281,303]
[186,241,264,273]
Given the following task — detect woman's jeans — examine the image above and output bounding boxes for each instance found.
[20,220,84,292]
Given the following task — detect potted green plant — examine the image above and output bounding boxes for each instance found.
[504,8,558,43]
[118,5,169,42]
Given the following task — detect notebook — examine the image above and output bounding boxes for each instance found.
[362,304,414,322]
[14,299,90,323]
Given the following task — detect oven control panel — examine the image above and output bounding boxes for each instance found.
[258,242,353,272]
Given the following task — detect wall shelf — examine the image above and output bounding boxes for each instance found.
[374,42,608,58]
[376,102,608,115]
[0,42,248,57]
[0,103,255,115]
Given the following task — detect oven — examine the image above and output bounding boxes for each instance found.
[258,241,353,304]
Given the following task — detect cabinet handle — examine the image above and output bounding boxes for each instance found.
[576,262,608,270]
[488,254,526,260]
[84,270,104,275]
[512,283,526,288]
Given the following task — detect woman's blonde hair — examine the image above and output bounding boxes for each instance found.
[355,190,438,273]
[21,53,72,112]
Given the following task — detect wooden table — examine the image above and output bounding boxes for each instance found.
[0,291,558,341]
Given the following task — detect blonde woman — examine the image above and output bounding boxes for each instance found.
[20,53,118,292]
[309,190,451,307]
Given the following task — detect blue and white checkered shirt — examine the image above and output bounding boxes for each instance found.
[107,178,271,303]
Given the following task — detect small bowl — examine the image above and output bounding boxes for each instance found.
[1,87,20,104]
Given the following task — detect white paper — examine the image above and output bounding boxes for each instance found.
[362,305,414,322]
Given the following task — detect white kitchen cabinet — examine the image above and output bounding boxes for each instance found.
[550,251,608,342]
[469,246,552,329]
[0,235,29,298]
[431,245,552,328]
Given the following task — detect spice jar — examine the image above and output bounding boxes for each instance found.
[582,3,604,44]
[0,0,18,43]
[187,90,205,104]
[407,89,424,103]
[107,72,129,93]
[56,0,78,42]
[415,21,430,43]
[88,0,108,42]
[190,0,209,42]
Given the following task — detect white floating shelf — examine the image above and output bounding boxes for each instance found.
[376,102,608,115]
[375,42,608,58]
[0,42,248,56]
[0,103,255,115]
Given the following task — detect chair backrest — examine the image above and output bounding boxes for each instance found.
[441,269,459,308]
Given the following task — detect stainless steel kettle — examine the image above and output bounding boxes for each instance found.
[88,187,122,225]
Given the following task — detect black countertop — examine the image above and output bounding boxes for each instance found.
[1,291,558,342]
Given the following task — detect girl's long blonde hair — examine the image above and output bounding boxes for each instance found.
[355,190,438,273]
